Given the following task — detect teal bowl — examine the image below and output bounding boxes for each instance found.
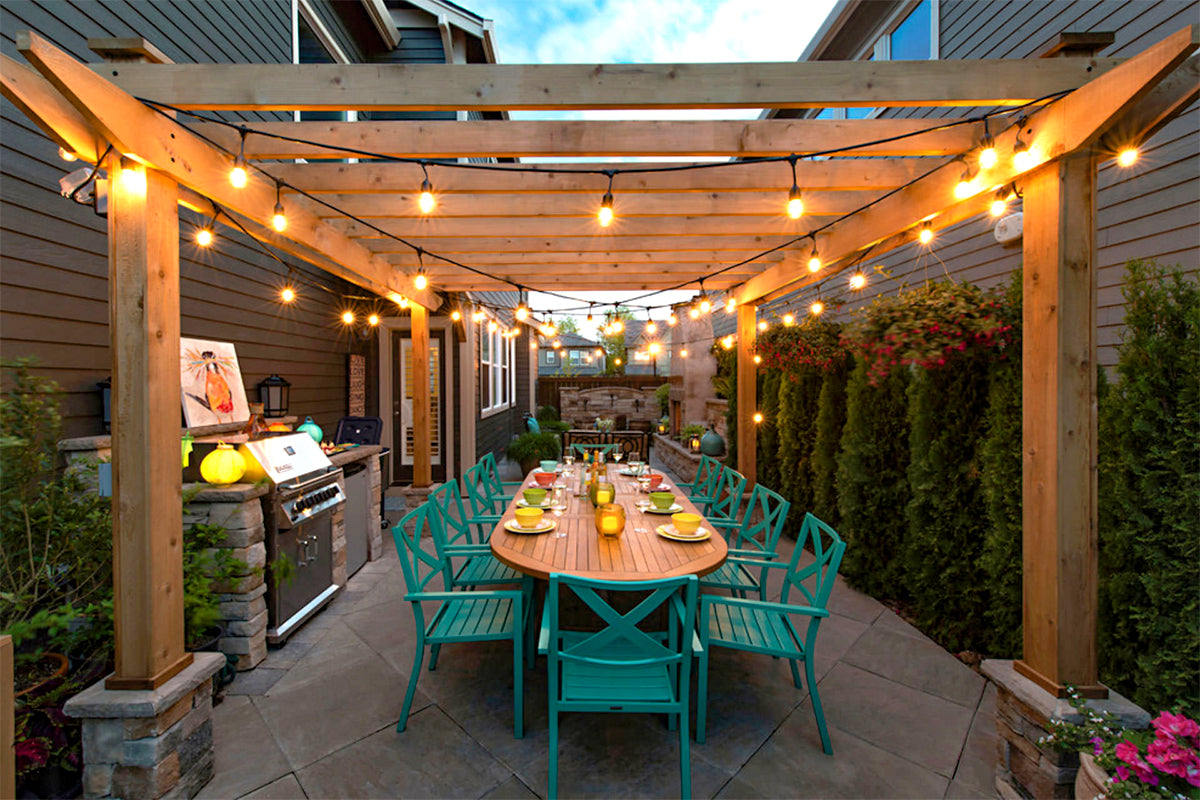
[539,459,559,473]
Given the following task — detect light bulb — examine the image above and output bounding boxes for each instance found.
[753,412,764,424]
[118,163,147,195]
[473,311,486,323]
[646,321,657,334]
[954,178,975,199]
[725,297,736,313]
[667,313,677,326]
[919,225,934,245]
[280,287,296,303]
[418,178,435,213]
[531,342,538,350]
[808,252,821,273]
[1117,147,1138,167]
[272,201,287,232]
[595,349,603,358]
[689,307,700,320]
[368,313,380,326]
[451,309,462,322]
[849,272,867,290]
[699,297,711,314]
[587,306,594,323]
[612,320,623,333]
[990,194,1008,217]
[783,313,795,326]
[398,297,410,309]
[721,336,734,350]
[515,305,528,321]
[614,358,622,366]
[786,185,803,219]
[598,191,614,227]
[680,349,688,358]
[758,321,768,331]
[753,354,762,365]
[195,228,213,247]
[585,356,592,363]
[229,163,247,189]
[58,147,77,162]
[979,145,998,170]
[341,310,355,325]
[810,300,825,316]
[488,320,498,333]
[648,342,661,355]
[414,272,428,291]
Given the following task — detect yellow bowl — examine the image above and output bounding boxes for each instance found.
[514,507,545,529]
[671,512,702,536]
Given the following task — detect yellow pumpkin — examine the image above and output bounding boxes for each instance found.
[200,443,246,485]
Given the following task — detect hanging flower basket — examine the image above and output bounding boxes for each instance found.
[753,319,845,374]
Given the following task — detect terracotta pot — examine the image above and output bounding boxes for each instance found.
[1076,752,1109,800]
[14,652,68,699]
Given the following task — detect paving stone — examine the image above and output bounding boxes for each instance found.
[195,695,291,800]
[955,684,1000,796]
[267,624,375,695]
[225,668,287,697]
[816,662,976,777]
[239,773,307,799]
[842,624,985,708]
[295,706,512,799]
[825,578,886,624]
[260,639,314,671]
[944,777,997,799]
[874,607,929,640]
[480,775,538,800]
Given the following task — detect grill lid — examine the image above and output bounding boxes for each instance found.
[239,433,332,485]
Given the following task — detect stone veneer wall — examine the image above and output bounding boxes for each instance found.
[704,399,728,441]
[560,386,660,429]
[653,434,703,483]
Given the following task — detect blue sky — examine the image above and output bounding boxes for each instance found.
[456,0,838,327]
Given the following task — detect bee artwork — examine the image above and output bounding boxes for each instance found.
[180,338,250,427]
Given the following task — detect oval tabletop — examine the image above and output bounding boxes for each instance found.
[490,467,727,581]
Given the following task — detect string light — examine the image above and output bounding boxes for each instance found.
[758,321,769,332]
[646,319,658,334]
[367,313,380,326]
[807,243,821,273]
[488,320,499,333]
[724,297,736,313]
[598,171,615,227]
[783,313,795,326]
[648,342,661,356]
[1012,118,1035,171]
[810,299,825,316]
[473,310,486,323]
[753,354,762,364]
[117,158,146,195]
[954,159,977,199]
[229,129,248,188]
[918,223,934,245]
[849,272,867,290]
[415,270,427,290]
[195,209,217,247]
[280,286,296,303]
[979,132,998,170]
[610,319,623,334]
[614,357,622,366]
[990,190,1009,217]
[541,323,556,337]
[515,302,529,321]
[667,313,677,326]
[1117,147,1138,167]
[680,349,688,358]
[271,182,287,232]
[341,310,355,325]
[451,309,462,322]
[595,348,603,358]
[753,412,764,424]
[587,304,594,323]
[689,306,701,320]
[58,147,77,162]
[418,163,435,214]
[785,154,804,219]
[721,335,734,350]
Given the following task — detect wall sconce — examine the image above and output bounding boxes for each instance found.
[257,374,291,418]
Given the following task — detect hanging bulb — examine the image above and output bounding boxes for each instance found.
[667,313,677,326]
[786,184,804,219]
[598,191,614,227]
[418,176,435,214]
[414,270,428,291]
[58,146,77,162]
[473,310,486,323]
[271,202,287,232]
[919,224,934,245]
[979,135,998,170]
[451,309,462,322]
[758,321,769,332]
[753,354,763,365]
[689,306,701,320]
[646,320,657,334]
[725,297,736,313]
[368,313,380,326]
[515,304,528,322]
[648,342,661,356]
[753,412,764,424]
[614,357,622,366]
[587,304,594,323]
[280,286,296,303]
[954,166,977,200]
[229,160,247,189]
[783,313,795,326]
[680,349,688,358]
[1012,124,1033,171]
[808,248,821,273]
[1117,147,1138,167]
[990,190,1009,217]
[721,336,734,350]
[195,227,214,247]
[595,348,603,358]
[341,310,355,325]
[810,300,825,316]
[849,272,867,291]
[611,320,623,334]
[698,296,712,314]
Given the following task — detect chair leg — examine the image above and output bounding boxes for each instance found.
[397,639,426,732]
[679,710,692,800]
[805,657,833,755]
[429,643,442,670]
[512,634,524,739]
[696,648,709,744]
[789,656,802,689]
[548,709,559,800]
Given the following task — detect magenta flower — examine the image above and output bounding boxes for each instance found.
[1146,736,1196,779]
[1090,736,1105,757]
[1115,740,1160,785]
[1152,711,1200,742]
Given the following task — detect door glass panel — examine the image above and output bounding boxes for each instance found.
[399,338,441,466]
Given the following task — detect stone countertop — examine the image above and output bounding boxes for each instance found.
[59,417,299,452]
[182,482,269,502]
[328,444,385,469]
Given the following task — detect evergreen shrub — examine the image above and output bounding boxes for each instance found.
[810,357,850,526]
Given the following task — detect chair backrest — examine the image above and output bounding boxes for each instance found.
[707,467,746,520]
[478,452,506,498]
[547,573,697,676]
[463,461,500,516]
[781,513,846,610]
[570,442,616,459]
[690,454,723,498]
[428,480,474,548]
[391,502,452,596]
[728,484,790,556]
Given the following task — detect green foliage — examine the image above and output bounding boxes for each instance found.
[775,367,823,534]
[979,272,1024,657]
[712,345,737,465]
[754,318,844,371]
[654,383,670,417]
[679,423,705,442]
[1097,261,1199,716]
[810,357,850,527]
[506,431,562,470]
[835,359,910,597]
[181,521,249,646]
[536,405,560,423]
[553,316,579,335]
[598,307,635,374]
[756,371,783,492]
[903,352,992,652]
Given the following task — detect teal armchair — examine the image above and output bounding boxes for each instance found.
[701,483,790,600]
[428,481,526,590]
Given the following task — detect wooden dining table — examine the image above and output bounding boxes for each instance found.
[489,466,728,582]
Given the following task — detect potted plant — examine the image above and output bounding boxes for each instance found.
[507,431,562,475]
[1043,688,1200,799]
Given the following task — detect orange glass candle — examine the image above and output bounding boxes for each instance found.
[594,503,626,539]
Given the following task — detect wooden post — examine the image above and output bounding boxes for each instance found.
[1016,151,1104,698]
[1,635,13,799]
[411,302,432,487]
[105,158,191,690]
[736,303,757,486]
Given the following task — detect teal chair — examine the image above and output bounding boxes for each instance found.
[540,573,699,800]
[696,512,845,750]
[701,484,790,600]
[700,467,746,526]
[428,481,525,590]
[570,442,616,460]
[480,451,522,502]
[678,454,722,508]
[463,461,507,538]
[391,502,529,737]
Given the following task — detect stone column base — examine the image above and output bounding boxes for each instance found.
[982,659,1149,799]
[63,653,225,799]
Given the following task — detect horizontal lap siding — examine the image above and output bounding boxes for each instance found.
[802,0,1198,367]
[0,0,369,437]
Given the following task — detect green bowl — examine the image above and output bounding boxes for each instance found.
[522,487,547,506]
[649,491,676,510]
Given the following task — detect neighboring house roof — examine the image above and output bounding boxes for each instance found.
[554,331,601,349]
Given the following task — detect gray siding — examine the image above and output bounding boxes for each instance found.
[777,1,1199,367]
[0,0,369,437]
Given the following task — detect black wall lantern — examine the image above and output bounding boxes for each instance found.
[97,377,111,433]
[257,374,291,418]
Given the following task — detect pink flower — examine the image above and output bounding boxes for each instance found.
[1115,740,1160,786]
[1153,712,1200,742]
[1146,736,1197,779]
[1090,736,1105,757]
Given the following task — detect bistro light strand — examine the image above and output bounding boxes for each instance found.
[271,182,287,232]
[785,154,804,219]
[230,128,248,188]
[598,170,615,227]
[418,163,435,214]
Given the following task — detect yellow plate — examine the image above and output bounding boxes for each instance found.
[504,518,556,535]
[516,498,553,508]
[655,524,711,542]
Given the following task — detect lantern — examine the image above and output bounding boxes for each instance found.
[97,377,112,433]
[296,416,323,443]
[657,420,668,435]
[257,374,291,418]
[594,503,626,539]
[200,443,246,485]
[589,480,616,507]
[690,435,701,453]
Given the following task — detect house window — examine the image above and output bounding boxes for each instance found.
[478,317,514,414]
[545,351,557,365]
[568,350,583,365]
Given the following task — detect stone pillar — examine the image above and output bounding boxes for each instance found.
[64,652,225,799]
[366,455,385,560]
[983,660,1149,799]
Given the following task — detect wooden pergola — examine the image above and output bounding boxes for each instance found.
[1,26,1195,699]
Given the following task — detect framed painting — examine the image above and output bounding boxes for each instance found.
[180,338,250,427]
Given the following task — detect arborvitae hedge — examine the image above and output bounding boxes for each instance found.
[757,370,783,491]
[810,358,850,527]
[835,359,911,597]
[1097,261,1199,716]
[903,352,993,652]
[776,367,823,534]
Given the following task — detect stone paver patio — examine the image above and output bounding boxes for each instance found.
[197,457,998,799]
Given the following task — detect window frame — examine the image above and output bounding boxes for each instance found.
[478,315,515,416]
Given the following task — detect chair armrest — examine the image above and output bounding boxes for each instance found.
[500,480,524,488]
[699,594,830,618]
[537,601,551,655]
[707,518,741,531]
[405,589,525,603]
[445,544,492,556]
[727,549,778,560]
[691,630,704,656]
[467,513,502,524]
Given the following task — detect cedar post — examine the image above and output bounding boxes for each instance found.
[736,303,757,486]
[105,158,191,690]
[411,302,432,487]
[1016,150,1105,697]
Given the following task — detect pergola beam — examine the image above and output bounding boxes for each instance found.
[361,234,797,254]
[199,118,978,158]
[94,57,1120,110]
[333,215,817,239]
[15,31,440,308]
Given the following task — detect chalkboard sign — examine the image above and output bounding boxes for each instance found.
[348,354,366,416]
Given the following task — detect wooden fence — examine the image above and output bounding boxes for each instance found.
[536,375,674,413]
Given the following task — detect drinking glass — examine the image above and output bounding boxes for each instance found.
[551,486,568,537]
[611,450,623,464]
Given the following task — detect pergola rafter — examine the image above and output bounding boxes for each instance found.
[2,23,1195,698]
